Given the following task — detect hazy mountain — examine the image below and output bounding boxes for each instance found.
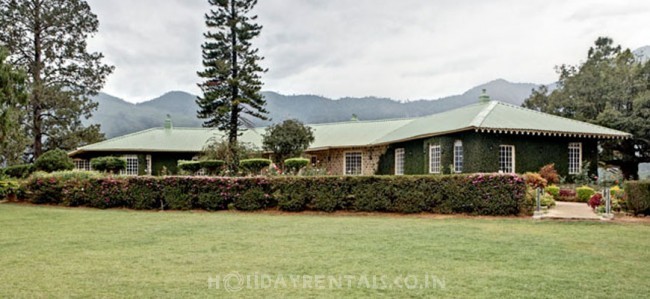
[634,45,650,62]
[88,79,543,138]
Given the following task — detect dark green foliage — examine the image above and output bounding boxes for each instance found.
[0,0,113,158]
[19,174,528,216]
[234,188,268,211]
[262,120,315,165]
[284,158,310,173]
[199,160,224,175]
[0,47,27,165]
[240,158,271,174]
[1,164,34,178]
[90,156,126,173]
[177,160,202,173]
[377,131,598,178]
[197,0,267,172]
[523,37,650,179]
[624,181,650,215]
[34,149,74,172]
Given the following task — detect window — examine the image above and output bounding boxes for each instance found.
[429,145,441,174]
[499,145,515,173]
[453,140,463,173]
[568,142,582,174]
[344,152,362,175]
[394,148,405,175]
[120,155,139,176]
[73,159,91,171]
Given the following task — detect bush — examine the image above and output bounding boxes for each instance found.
[546,185,560,199]
[199,160,224,175]
[34,149,74,173]
[588,193,603,209]
[541,192,556,207]
[624,181,650,215]
[0,179,21,199]
[1,164,35,178]
[91,157,126,173]
[18,173,530,216]
[240,159,271,175]
[177,160,202,174]
[576,186,596,202]
[523,172,547,189]
[284,158,309,173]
[539,164,560,185]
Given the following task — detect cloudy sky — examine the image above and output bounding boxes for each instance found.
[86,0,650,103]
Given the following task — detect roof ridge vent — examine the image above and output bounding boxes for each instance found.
[164,114,173,131]
[479,89,490,103]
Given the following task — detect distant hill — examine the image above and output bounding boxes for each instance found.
[634,45,650,62]
[87,79,544,138]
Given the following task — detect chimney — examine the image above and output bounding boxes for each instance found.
[164,114,173,130]
[479,89,490,103]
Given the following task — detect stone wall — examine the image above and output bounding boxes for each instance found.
[307,146,388,176]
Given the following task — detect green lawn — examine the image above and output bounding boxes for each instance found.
[1,204,649,298]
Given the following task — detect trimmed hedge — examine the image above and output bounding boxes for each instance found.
[576,186,596,202]
[284,158,309,172]
[624,181,650,215]
[240,159,271,174]
[1,164,35,178]
[91,157,126,173]
[177,160,201,173]
[19,173,529,216]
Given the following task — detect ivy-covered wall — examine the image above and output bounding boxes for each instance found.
[377,131,598,177]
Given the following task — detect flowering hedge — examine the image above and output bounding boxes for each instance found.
[20,173,529,216]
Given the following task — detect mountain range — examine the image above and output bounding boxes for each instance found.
[89,79,542,138]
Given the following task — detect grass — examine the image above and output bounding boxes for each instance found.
[1,204,649,298]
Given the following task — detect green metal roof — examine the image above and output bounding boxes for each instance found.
[70,100,632,156]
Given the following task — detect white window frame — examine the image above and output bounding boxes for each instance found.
[394,148,405,175]
[568,142,582,175]
[429,145,441,174]
[453,140,463,173]
[499,145,515,173]
[344,151,363,176]
[120,155,139,176]
[73,159,91,171]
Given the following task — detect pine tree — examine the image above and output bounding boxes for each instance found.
[0,47,27,165]
[0,0,113,159]
[197,0,268,172]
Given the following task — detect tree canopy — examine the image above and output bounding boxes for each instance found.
[262,119,315,166]
[523,37,650,179]
[0,47,27,165]
[0,0,113,160]
[197,0,268,172]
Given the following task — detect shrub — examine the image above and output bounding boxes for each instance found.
[199,160,224,175]
[240,159,271,175]
[588,193,603,209]
[0,179,21,199]
[523,172,547,189]
[539,164,560,185]
[284,158,309,173]
[34,149,74,173]
[576,186,596,202]
[624,181,650,215]
[177,160,202,174]
[546,185,560,199]
[1,164,35,178]
[18,174,529,216]
[541,192,556,207]
[91,157,127,173]
[557,189,577,202]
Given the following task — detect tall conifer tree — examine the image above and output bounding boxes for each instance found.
[197,0,268,172]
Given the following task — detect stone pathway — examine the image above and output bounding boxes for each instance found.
[536,201,603,220]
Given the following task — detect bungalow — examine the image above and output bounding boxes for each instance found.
[69,91,631,177]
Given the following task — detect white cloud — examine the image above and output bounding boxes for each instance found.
[86,0,650,103]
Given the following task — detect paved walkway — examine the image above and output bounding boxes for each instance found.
[536,201,602,220]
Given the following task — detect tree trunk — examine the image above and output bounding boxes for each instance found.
[228,0,239,174]
[32,0,43,159]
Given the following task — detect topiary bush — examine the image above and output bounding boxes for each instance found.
[284,158,309,173]
[624,181,650,215]
[177,160,202,174]
[91,157,126,173]
[1,164,35,179]
[34,149,74,173]
[576,186,596,202]
[199,160,225,175]
[240,159,271,175]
